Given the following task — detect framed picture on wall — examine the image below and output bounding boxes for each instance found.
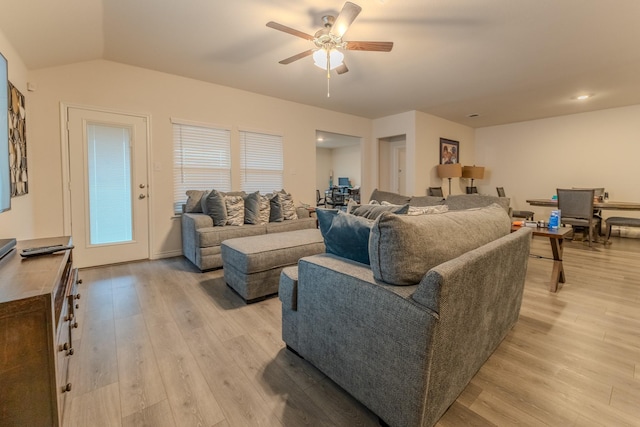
[439,138,459,164]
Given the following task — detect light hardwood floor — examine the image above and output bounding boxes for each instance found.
[63,235,640,426]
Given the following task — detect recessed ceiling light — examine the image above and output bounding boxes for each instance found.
[574,94,593,101]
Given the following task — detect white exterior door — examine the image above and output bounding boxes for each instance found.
[67,107,149,268]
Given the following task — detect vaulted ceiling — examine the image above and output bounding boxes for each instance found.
[2,0,640,128]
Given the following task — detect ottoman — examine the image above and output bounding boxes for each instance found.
[221,229,325,303]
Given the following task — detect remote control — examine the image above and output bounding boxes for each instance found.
[20,245,74,257]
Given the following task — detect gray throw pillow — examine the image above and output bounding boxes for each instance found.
[351,203,409,220]
[202,189,227,226]
[269,193,284,222]
[321,211,373,265]
[244,191,260,224]
[185,190,206,213]
[369,204,511,286]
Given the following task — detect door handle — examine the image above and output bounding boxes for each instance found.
[139,194,146,199]
[139,184,146,188]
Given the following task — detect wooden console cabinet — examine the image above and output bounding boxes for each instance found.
[0,237,80,426]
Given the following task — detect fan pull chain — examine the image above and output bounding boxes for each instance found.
[326,49,331,98]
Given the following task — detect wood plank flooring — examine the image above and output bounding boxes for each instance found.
[63,235,640,426]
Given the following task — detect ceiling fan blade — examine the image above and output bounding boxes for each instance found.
[335,63,349,75]
[330,2,362,38]
[345,41,394,52]
[278,49,314,64]
[266,21,314,41]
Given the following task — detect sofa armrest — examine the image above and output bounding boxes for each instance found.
[181,213,213,264]
[294,254,437,427]
[411,227,532,425]
[296,207,310,218]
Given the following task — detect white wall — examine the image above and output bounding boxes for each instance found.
[372,111,474,197]
[475,104,640,221]
[332,144,361,187]
[315,147,332,193]
[0,28,33,241]
[10,59,371,258]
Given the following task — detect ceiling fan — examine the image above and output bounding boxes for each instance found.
[266,1,393,96]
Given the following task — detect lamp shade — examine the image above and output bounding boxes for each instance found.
[313,48,344,70]
[437,163,462,179]
[462,165,485,180]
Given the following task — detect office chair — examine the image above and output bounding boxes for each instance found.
[316,189,326,207]
[496,187,534,220]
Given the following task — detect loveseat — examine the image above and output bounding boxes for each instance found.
[279,203,532,426]
[181,190,316,271]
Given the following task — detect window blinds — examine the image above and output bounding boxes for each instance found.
[239,130,283,193]
[173,122,231,213]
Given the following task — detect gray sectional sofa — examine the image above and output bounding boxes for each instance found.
[279,202,531,426]
[368,187,511,212]
[182,193,316,271]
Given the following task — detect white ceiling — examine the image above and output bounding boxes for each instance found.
[2,0,640,128]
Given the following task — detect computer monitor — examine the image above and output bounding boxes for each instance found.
[338,177,350,187]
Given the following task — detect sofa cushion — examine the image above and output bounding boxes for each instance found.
[320,210,373,265]
[445,194,510,212]
[203,189,227,226]
[351,203,409,220]
[244,191,260,225]
[369,188,411,205]
[258,194,271,224]
[225,195,245,226]
[369,203,511,286]
[316,208,339,236]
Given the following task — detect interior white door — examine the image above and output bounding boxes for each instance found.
[67,107,149,268]
[397,146,406,195]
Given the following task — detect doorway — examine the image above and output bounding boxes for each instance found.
[66,107,150,268]
[378,135,406,193]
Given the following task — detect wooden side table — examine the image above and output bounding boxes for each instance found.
[512,225,572,292]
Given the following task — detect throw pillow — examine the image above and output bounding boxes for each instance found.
[258,193,270,225]
[279,192,298,220]
[369,204,511,286]
[185,190,206,213]
[319,210,373,265]
[407,205,449,215]
[202,190,227,226]
[224,195,245,226]
[268,193,284,222]
[351,203,410,220]
[316,208,339,236]
[243,191,260,224]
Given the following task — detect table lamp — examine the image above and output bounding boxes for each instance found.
[462,165,485,194]
[437,163,462,196]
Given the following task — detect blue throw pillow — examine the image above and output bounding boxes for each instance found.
[316,208,339,236]
[320,210,373,265]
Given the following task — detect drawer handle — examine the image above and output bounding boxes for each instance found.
[59,342,69,352]
[73,322,79,329]
[67,348,74,356]
[62,383,72,393]
[74,293,81,299]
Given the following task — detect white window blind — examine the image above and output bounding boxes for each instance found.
[239,130,283,193]
[173,121,231,213]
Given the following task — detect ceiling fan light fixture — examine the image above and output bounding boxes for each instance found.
[313,48,344,70]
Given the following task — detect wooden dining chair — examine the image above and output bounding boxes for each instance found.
[496,187,534,220]
[556,188,598,247]
[316,189,326,207]
[428,187,444,197]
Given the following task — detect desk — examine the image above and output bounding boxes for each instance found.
[513,225,572,292]
[526,199,640,211]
